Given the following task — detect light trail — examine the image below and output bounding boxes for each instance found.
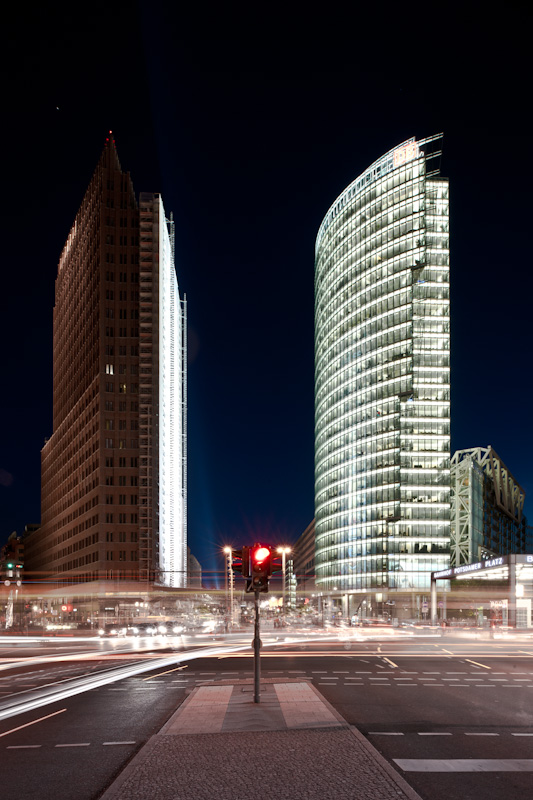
[143,666,188,681]
[0,708,67,738]
[0,643,254,723]
[465,659,491,669]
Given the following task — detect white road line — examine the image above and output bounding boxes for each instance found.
[103,741,136,745]
[7,744,42,748]
[464,732,499,736]
[55,743,90,747]
[394,759,533,772]
[418,732,452,736]
[512,733,533,736]
[369,732,404,736]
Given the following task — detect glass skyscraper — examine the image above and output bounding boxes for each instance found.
[314,135,450,601]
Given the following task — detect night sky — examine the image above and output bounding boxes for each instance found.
[2,3,531,579]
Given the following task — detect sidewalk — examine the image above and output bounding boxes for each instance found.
[100,679,423,800]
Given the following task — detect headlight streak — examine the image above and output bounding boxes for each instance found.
[0,642,256,723]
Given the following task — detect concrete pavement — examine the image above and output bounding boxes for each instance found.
[99,679,423,800]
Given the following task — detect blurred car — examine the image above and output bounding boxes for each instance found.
[98,624,128,637]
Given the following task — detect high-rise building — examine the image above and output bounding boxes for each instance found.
[25,134,187,590]
[450,446,527,565]
[314,135,450,605]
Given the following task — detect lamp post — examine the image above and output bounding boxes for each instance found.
[223,546,233,629]
[277,547,291,615]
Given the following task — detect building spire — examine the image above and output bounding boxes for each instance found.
[101,130,121,171]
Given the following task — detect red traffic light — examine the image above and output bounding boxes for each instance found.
[252,546,270,564]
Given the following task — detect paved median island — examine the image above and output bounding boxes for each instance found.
[100,680,423,800]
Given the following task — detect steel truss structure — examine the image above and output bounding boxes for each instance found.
[450,446,526,566]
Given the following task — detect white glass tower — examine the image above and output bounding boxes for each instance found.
[314,136,450,596]
[139,193,187,588]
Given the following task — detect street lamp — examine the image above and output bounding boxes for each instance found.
[223,546,233,629]
[277,547,291,615]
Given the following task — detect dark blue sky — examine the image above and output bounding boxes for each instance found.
[2,2,531,578]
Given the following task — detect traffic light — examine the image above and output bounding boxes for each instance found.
[231,547,250,578]
[247,544,272,593]
[6,562,14,569]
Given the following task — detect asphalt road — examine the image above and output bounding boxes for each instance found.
[1,631,533,800]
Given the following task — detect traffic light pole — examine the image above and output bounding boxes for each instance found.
[253,590,261,703]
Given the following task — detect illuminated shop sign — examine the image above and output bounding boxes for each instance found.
[433,556,506,580]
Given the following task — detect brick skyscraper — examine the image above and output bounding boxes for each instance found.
[26,134,187,591]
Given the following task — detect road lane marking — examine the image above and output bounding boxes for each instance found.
[383,658,398,668]
[465,732,499,736]
[0,708,67,739]
[7,745,42,748]
[512,733,533,736]
[466,659,491,669]
[394,759,533,772]
[369,732,404,735]
[440,649,454,655]
[418,732,452,736]
[103,741,136,745]
[55,743,90,747]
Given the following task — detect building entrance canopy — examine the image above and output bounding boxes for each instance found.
[430,554,533,627]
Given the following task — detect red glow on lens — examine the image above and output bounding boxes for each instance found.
[253,547,270,563]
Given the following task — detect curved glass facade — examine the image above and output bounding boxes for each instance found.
[314,136,450,594]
